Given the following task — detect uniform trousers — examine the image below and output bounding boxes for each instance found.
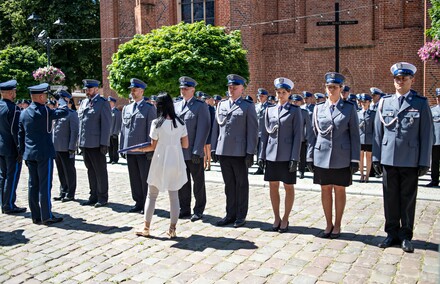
[0,155,21,211]
[178,160,206,215]
[26,159,54,221]
[218,155,249,220]
[255,137,264,172]
[82,147,109,203]
[127,154,151,208]
[55,151,77,198]
[382,165,418,240]
[299,141,307,173]
[108,135,119,163]
[430,145,440,184]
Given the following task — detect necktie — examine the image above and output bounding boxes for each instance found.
[330,105,335,115]
[278,105,283,113]
[182,101,187,111]
[133,102,137,112]
[399,96,404,107]
[230,100,234,108]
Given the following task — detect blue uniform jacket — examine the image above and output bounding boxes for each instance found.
[110,107,122,136]
[256,101,272,137]
[0,99,20,157]
[259,103,303,162]
[357,108,375,145]
[18,102,68,161]
[52,109,79,152]
[372,91,433,167]
[307,100,361,169]
[174,97,210,160]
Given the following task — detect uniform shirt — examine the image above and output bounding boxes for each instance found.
[358,108,375,145]
[0,99,20,157]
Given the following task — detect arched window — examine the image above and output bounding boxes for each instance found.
[179,0,215,25]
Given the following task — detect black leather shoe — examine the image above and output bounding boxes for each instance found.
[43,217,63,225]
[4,207,26,214]
[216,217,234,226]
[61,197,75,202]
[378,236,399,248]
[53,196,64,201]
[279,221,289,233]
[252,169,264,175]
[179,212,191,219]
[94,201,108,208]
[425,182,439,187]
[32,218,42,224]
[128,206,142,213]
[401,239,414,253]
[140,210,144,214]
[81,200,97,206]
[190,213,203,222]
[233,219,246,228]
[299,172,304,179]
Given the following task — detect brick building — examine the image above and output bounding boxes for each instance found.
[100,0,439,102]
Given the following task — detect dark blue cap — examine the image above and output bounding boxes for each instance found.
[179,76,197,88]
[436,88,440,96]
[108,97,117,102]
[342,86,350,92]
[48,100,57,106]
[348,94,357,101]
[143,96,150,101]
[257,88,268,95]
[0,80,17,91]
[314,93,325,99]
[274,77,294,90]
[195,91,205,98]
[213,95,222,101]
[245,95,254,102]
[128,78,147,89]
[302,91,313,98]
[174,96,183,102]
[226,74,246,86]
[202,93,211,100]
[82,79,100,89]
[267,95,276,101]
[325,72,345,85]
[359,93,372,101]
[57,90,72,99]
[28,83,49,95]
[289,94,303,102]
[370,87,383,96]
[390,62,417,77]
[151,95,157,101]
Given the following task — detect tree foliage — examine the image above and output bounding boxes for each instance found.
[0,0,101,90]
[427,0,440,39]
[108,21,249,98]
[0,45,45,98]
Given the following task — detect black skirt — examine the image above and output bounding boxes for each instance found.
[361,144,372,152]
[264,161,297,184]
[313,166,352,187]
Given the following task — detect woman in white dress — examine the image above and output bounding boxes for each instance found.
[135,92,189,238]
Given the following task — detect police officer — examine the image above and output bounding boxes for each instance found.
[120,78,156,213]
[52,90,79,202]
[373,62,433,253]
[78,79,112,207]
[341,85,350,101]
[254,88,271,175]
[18,83,69,224]
[370,87,384,111]
[314,93,326,104]
[427,88,440,187]
[357,94,375,183]
[0,80,26,214]
[302,91,315,121]
[211,74,258,228]
[174,77,210,221]
[108,97,121,164]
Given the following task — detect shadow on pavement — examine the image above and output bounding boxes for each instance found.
[168,234,258,251]
[0,229,29,246]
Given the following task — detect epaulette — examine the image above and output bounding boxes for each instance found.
[382,94,392,99]
[316,101,325,105]
[267,104,276,108]
[193,99,204,103]
[290,104,299,107]
[344,100,354,105]
[145,102,153,106]
[244,99,253,103]
[98,96,106,101]
[415,93,427,100]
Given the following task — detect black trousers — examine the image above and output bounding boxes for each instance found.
[178,160,206,215]
[299,141,307,173]
[255,137,264,172]
[55,151,77,198]
[127,154,151,208]
[108,135,119,163]
[382,165,418,240]
[0,155,22,211]
[82,147,109,203]
[26,159,54,221]
[218,155,249,220]
[430,145,440,184]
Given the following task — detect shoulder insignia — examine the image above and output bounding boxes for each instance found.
[316,102,325,105]
[382,94,392,99]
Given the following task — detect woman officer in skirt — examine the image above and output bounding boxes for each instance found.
[258,77,303,233]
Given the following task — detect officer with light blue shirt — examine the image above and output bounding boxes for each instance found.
[314,93,326,104]
[427,88,440,187]
[18,83,69,224]
[254,88,272,175]
[373,62,433,253]
[357,93,375,182]
[78,79,112,207]
[0,80,26,214]
[120,78,157,213]
[370,87,384,111]
[52,90,79,202]
[108,97,121,164]
[211,74,258,228]
[302,91,315,121]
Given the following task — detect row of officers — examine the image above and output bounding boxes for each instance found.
[0,61,436,253]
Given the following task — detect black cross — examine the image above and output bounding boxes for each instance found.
[316,3,358,72]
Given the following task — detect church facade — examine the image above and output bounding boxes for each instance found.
[100,0,438,101]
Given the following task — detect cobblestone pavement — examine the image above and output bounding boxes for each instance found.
[0,156,438,283]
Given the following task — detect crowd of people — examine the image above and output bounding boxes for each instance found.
[0,61,437,253]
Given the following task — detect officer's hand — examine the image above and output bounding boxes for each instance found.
[372,162,382,176]
[120,152,126,159]
[211,151,218,163]
[350,162,359,175]
[288,160,298,173]
[16,154,22,163]
[100,145,108,155]
[146,151,154,160]
[257,159,265,170]
[418,166,430,177]
[306,162,314,173]
[245,154,254,168]
[191,154,201,164]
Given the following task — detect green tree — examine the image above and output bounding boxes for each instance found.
[427,0,440,39]
[107,21,249,98]
[0,0,101,90]
[0,45,45,98]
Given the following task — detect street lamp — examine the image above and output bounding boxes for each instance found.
[27,13,65,67]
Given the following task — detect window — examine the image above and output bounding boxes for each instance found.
[180,0,214,25]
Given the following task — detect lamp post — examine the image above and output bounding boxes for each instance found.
[27,13,65,67]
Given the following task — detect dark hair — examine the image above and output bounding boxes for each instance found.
[155,92,184,128]
[69,98,77,111]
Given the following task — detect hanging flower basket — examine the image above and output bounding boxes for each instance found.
[33,66,66,84]
[418,40,440,64]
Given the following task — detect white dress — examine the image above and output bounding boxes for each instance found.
[147,119,188,192]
